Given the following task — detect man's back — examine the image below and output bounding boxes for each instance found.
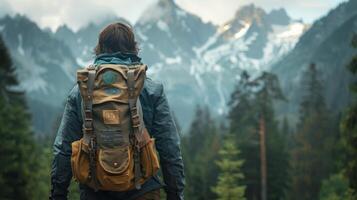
[50,23,185,200]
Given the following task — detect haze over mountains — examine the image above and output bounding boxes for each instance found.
[54,0,307,131]
[0,0,356,133]
[271,0,357,122]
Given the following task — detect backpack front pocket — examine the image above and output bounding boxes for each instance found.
[96,146,135,189]
[98,146,131,175]
[140,138,160,178]
[71,139,90,184]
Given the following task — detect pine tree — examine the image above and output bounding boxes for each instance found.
[340,34,357,197]
[319,173,352,200]
[182,106,220,200]
[282,116,294,148]
[228,71,290,200]
[212,136,246,200]
[0,35,38,199]
[291,63,337,200]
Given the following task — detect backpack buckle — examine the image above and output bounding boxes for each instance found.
[132,114,140,127]
[84,109,92,118]
[84,119,93,128]
[82,127,93,134]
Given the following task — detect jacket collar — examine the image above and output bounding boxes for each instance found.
[94,51,142,65]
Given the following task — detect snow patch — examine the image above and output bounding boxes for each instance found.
[148,43,155,49]
[36,50,76,81]
[213,64,222,72]
[147,62,163,77]
[193,72,208,104]
[176,9,187,18]
[17,34,25,56]
[215,72,226,115]
[277,22,305,39]
[230,56,238,64]
[76,58,92,67]
[136,29,148,41]
[180,20,191,32]
[193,33,219,56]
[234,22,250,39]
[157,20,169,33]
[59,59,76,81]
[165,56,182,65]
[219,24,231,33]
[81,45,90,57]
[248,22,306,71]
[15,54,48,93]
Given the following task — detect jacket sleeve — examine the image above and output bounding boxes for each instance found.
[151,84,185,200]
[50,86,82,200]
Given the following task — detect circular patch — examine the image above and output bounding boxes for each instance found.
[104,87,121,95]
[102,71,118,85]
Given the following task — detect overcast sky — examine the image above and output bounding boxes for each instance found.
[0,0,348,31]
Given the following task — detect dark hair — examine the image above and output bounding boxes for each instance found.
[94,22,139,55]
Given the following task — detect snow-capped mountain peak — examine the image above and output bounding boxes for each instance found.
[1,3,308,132]
[132,3,307,129]
[138,0,181,25]
[234,4,266,24]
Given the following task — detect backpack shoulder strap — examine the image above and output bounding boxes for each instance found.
[127,68,143,189]
[77,65,100,190]
[77,65,97,136]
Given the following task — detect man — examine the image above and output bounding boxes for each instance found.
[50,22,185,200]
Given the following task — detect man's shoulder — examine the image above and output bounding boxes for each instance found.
[67,84,81,103]
[143,77,164,98]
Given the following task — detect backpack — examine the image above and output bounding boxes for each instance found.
[71,63,160,191]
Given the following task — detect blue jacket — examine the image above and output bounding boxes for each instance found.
[50,52,185,200]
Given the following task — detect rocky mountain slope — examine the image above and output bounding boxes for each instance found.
[1,0,308,132]
[271,0,357,122]
[53,0,306,129]
[137,1,305,129]
[0,15,78,134]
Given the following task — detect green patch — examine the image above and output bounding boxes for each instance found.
[104,88,120,95]
[102,71,118,85]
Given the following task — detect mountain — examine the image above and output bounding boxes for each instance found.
[0,1,308,132]
[134,0,218,129]
[135,0,217,64]
[2,0,354,133]
[135,1,306,129]
[271,0,357,122]
[213,4,305,66]
[0,14,78,134]
[52,0,306,130]
[54,16,130,65]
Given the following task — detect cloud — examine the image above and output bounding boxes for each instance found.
[1,0,156,31]
[0,0,348,31]
[176,0,348,24]
[0,0,13,17]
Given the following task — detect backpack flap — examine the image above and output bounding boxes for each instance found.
[98,146,132,174]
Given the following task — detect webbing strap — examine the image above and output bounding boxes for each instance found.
[127,69,143,190]
[82,67,100,191]
[83,69,95,134]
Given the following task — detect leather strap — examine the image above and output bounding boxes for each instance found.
[127,69,143,190]
[83,68,95,134]
[81,66,100,191]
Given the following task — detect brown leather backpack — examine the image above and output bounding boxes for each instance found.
[71,64,160,191]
